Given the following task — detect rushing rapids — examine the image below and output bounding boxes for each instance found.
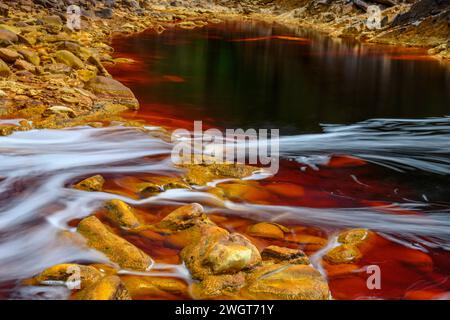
[0,115,450,299]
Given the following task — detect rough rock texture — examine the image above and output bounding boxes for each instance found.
[104,199,141,229]
[122,276,188,297]
[323,228,374,264]
[182,163,259,185]
[247,222,289,239]
[75,275,132,300]
[28,263,103,289]
[181,225,262,279]
[243,263,330,300]
[77,216,153,271]
[261,245,310,265]
[73,174,105,191]
[154,203,213,232]
[85,76,139,110]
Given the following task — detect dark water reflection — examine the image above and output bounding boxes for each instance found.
[112,20,449,134]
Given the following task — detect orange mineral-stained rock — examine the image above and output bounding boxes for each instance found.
[191,273,247,299]
[154,203,214,233]
[323,244,362,265]
[323,228,375,265]
[27,264,103,290]
[77,216,153,271]
[122,276,188,298]
[218,182,273,203]
[284,234,328,252]
[261,246,310,265]
[265,183,305,198]
[73,174,105,192]
[243,263,330,300]
[104,199,141,229]
[181,163,259,186]
[74,275,131,300]
[247,222,289,240]
[337,228,374,246]
[181,225,261,280]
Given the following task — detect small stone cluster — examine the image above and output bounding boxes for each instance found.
[25,163,379,300]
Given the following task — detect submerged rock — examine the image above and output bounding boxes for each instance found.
[247,222,289,240]
[337,228,373,245]
[323,244,362,264]
[77,216,153,271]
[324,228,374,264]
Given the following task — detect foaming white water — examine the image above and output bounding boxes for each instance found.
[0,117,450,286]
[0,126,175,281]
[279,117,450,174]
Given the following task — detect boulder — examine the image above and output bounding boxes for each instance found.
[85,76,139,110]
[14,59,36,73]
[0,58,11,77]
[181,226,261,279]
[44,62,72,74]
[73,174,105,192]
[261,246,310,265]
[0,29,18,46]
[323,244,362,264]
[244,264,330,300]
[247,222,289,239]
[77,216,153,271]
[0,3,9,17]
[54,50,85,69]
[41,15,63,34]
[104,199,141,229]
[75,275,131,300]
[28,264,103,290]
[0,48,20,63]
[95,8,114,19]
[18,48,40,66]
[122,276,188,297]
[181,163,259,185]
[155,203,213,232]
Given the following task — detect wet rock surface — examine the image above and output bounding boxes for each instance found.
[77,215,153,271]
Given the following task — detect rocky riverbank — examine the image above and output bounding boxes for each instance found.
[0,0,240,136]
[222,0,449,59]
[0,1,448,136]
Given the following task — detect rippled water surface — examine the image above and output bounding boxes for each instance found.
[1,20,450,300]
